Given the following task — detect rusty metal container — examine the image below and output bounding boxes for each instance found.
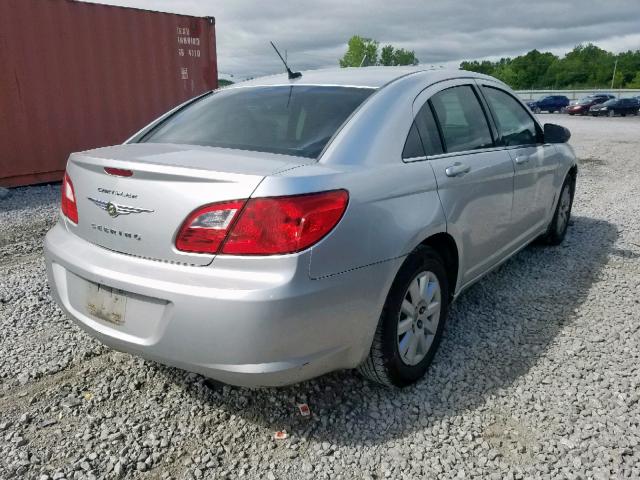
[0,0,217,187]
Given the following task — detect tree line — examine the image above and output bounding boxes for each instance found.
[460,44,640,90]
[338,38,640,90]
[340,36,418,67]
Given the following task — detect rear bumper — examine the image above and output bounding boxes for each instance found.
[44,223,400,387]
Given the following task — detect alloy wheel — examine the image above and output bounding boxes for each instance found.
[397,271,441,366]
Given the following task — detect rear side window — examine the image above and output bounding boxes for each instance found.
[482,87,539,146]
[414,102,444,156]
[402,122,425,159]
[140,86,374,159]
[429,86,494,153]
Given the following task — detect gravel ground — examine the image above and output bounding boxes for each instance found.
[1,114,639,479]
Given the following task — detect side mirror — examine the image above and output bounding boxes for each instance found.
[544,123,571,143]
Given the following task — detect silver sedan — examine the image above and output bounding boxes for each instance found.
[44,67,577,387]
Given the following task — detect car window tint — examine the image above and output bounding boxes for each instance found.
[429,86,493,153]
[140,86,374,159]
[402,122,425,159]
[413,102,444,156]
[483,86,539,147]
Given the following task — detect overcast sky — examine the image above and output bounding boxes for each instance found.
[87,0,640,80]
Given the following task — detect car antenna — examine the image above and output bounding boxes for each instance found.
[270,41,302,80]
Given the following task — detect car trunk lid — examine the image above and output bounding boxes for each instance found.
[65,143,310,266]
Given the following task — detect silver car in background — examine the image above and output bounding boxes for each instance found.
[45,67,577,387]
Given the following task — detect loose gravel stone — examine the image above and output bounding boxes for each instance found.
[1,115,640,479]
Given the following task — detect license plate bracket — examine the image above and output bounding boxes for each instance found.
[86,283,127,326]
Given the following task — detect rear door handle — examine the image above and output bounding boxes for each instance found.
[445,162,471,177]
[514,156,530,165]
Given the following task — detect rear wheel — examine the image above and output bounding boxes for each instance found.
[358,246,449,387]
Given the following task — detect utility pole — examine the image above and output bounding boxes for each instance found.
[610,58,618,90]
[360,54,367,67]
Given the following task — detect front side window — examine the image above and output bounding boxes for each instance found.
[482,87,539,147]
[140,86,374,159]
[429,86,493,153]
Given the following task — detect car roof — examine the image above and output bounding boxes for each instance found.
[229,66,490,89]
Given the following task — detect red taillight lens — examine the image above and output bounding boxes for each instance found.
[104,167,133,177]
[175,190,349,256]
[175,200,246,254]
[61,173,79,224]
[222,190,349,255]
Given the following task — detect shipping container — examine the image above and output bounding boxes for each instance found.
[0,0,217,187]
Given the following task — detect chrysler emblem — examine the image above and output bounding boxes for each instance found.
[88,197,154,218]
[106,203,118,217]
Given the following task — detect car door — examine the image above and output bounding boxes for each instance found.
[411,80,515,286]
[619,99,628,114]
[478,81,562,242]
[622,98,637,115]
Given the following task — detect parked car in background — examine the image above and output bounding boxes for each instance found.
[566,95,614,115]
[527,95,570,113]
[44,67,577,388]
[589,98,640,117]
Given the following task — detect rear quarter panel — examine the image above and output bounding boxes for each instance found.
[252,157,446,280]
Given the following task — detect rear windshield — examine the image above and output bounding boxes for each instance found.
[139,86,374,158]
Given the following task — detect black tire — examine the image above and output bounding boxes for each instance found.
[541,175,575,245]
[358,246,449,387]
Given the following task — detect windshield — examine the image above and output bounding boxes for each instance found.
[603,99,616,106]
[578,98,592,105]
[140,86,374,158]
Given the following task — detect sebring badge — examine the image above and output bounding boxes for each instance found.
[88,197,154,218]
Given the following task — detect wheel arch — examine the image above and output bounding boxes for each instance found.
[419,232,460,302]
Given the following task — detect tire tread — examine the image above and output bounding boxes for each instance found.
[358,245,448,387]
[357,310,393,386]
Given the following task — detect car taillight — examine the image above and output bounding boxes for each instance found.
[175,200,246,254]
[175,190,349,255]
[61,172,79,224]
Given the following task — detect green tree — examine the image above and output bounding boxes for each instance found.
[460,44,640,90]
[460,60,495,75]
[626,71,640,88]
[493,64,518,87]
[617,50,640,86]
[393,48,419,66]
[509,49,558,89]
[339,36,379,67]
[340,36,418,67]
[380,45,395,66]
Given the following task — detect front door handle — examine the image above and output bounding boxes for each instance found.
[445,162,471,177]
[514,156,530,165]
